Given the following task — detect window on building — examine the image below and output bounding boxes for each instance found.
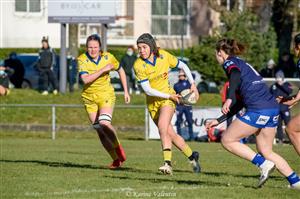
[15,0,41,13]
[152,0,188,36]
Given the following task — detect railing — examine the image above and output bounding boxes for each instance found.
[0,104,147,140]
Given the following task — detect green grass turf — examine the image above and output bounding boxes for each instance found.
[1,132,299,199]
[0,89,223,127]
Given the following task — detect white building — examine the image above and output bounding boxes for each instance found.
[0,0,220,49]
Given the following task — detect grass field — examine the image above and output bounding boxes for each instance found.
[1,132,299,199]
[0,89,222,127]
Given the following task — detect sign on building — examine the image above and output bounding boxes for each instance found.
[48,0,116,23]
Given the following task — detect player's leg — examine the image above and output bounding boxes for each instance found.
[167,122,201,173]
[256,127,300,188]
[286,113,300,156]
[175,106,184,137]
[84,97,121,169]
[221,119,258,160]
[156,106,174,174]
[99,107,126,165]
[87,111,119,164]
[220,119,275,187]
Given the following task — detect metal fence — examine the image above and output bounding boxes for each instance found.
[0,104,148,140]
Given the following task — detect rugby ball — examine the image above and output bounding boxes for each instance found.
[180,89,197,105]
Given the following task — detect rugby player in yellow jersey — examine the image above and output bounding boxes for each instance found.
[78,34,130,169]
[134,33,201,175]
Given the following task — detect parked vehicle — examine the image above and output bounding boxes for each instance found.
[17,54,77,90]
[17,54,40,89]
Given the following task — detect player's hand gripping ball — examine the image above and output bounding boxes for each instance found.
[179,89,197,105]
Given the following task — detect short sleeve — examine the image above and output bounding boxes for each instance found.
[77,58,88,75]
[108,53,120,71]
[164,50,179,69]
[134,61,148,83]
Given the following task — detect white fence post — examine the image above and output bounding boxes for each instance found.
[52,105,56,140]
[145,107,149,141]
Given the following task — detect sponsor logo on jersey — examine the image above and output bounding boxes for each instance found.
[223,60,234,69]
[149,72,168,81]
[256,115,270,125]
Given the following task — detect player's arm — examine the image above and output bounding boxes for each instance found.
[117,67,130,103]
[205,100,244,130]
[140,80,180,103]
[80,64,114,84]
[222,68,241,114]
[217,101,243,124]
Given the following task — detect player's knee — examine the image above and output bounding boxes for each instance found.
[221,136,235,150]
[98,113,112,128]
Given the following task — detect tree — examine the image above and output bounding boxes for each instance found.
[188,2,276,83]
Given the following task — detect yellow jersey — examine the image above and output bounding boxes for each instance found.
[133,49,178,98]
[78,52,119,95]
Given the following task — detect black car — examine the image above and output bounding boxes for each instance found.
[17,54,77,90]
[17,54,40,89]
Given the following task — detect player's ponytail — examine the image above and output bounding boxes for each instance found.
[216,38,245,56]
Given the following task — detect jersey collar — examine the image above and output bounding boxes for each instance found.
[85,52,101,65]
[144,55,157,66]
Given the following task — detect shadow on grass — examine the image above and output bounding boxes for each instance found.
[202,171,282,181]
[0,159,151,173]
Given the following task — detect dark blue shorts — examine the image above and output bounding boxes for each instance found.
[237,108,279,128]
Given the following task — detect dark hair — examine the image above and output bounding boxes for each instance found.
[86,34,101,47]
[295,33,300,45]
[216,38,245,55]
[42,36,48,43]
[137,33,159,56]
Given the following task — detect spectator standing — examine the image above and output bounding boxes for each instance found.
[4,52,24,88]
[36,37,59,95]
[120,46,137,94]
[260,59,276,78]
[173,70,194,141]
[278,52,297,78]
[270,70,293,144]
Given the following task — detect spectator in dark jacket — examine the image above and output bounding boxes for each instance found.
[4,52,24,88]
[36,37,58,95]
[173,70,194,141]
[270,70,293,144]
[260,59,276,78]
[278,52,297,78]
[120,46,137,93]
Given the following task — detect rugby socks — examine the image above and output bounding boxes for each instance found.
[163,148,172,166]
[251,153,266,167]
[287,172,300,185]
[112,137,121,148]
[108,149,118,161]
[182,145,193,159]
